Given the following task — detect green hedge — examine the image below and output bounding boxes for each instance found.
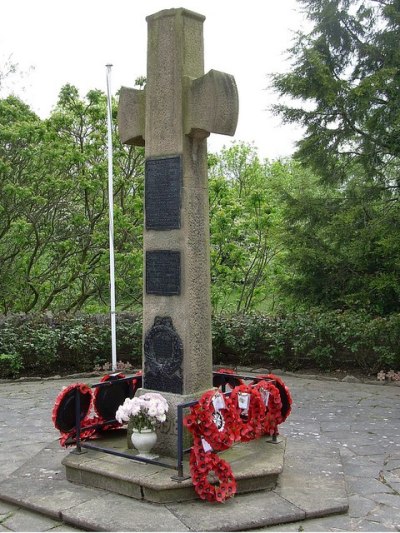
[0,313,142,378]
[212,311,400,372]
[0,311,399,378]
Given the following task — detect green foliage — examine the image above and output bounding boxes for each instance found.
[212,310,400,372]
[1,311,399,378]
[270,0,400,314]
[0,353,23,378]
[269,163,400,313]
[209,143,285,313]
[0,313,142,376]
[272,0,400,185]
[0,86,144,314]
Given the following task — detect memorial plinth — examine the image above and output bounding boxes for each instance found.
[118,7,238,457]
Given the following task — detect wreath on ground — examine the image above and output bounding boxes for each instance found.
[253,374,293,426]
[229,384,265,442]
[252,379,282,436]
[51,383,95,447]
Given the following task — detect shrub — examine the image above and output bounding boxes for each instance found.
[0,353,23,378]
[0,310,399,378]
[0,313,142,377]
[212,310,400,373]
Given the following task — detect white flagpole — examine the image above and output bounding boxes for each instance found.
[106,64,117,372]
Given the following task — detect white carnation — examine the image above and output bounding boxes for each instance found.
[115,392,169,429]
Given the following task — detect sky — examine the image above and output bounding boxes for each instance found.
[1,0,309,160]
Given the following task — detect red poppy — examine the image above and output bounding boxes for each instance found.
[253,374,292,425]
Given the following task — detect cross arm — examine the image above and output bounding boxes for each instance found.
[185,69,239,140]
[118,86,146,146]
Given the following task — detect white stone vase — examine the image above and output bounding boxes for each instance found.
[131,428,158,458]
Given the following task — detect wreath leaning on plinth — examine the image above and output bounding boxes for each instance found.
[229,383,265,442]
[184,376,293,503]
[184,389,235,451]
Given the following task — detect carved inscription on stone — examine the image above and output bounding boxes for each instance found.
[146,250,181,296]
[145,156,182,230]
[144,316,183,394]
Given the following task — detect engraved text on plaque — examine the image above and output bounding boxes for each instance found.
[145,156,182,230]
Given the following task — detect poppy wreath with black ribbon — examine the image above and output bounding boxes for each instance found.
[251,379,282,436]
[52,383,94,447]
[93,373,125,429]
[229,384,266,442]
[189,434,237,503]
[184,390,235,451]
[92,370,143,432]
[253,374,292,426]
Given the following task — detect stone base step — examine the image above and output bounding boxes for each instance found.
[62,430,285,503]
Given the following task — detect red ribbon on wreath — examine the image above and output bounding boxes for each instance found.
[59,417,100,447]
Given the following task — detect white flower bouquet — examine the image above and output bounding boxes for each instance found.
[115,392,169,433]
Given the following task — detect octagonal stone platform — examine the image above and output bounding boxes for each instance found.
[0,434,349,531]
[62,431,285,503]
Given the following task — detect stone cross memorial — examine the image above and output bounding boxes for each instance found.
[118,7,238,456]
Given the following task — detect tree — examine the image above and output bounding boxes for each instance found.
[272,0,400,187]
[270,0,400,314]
[0,86,145,313]
[0,96,47,312]
[209,143,284,313]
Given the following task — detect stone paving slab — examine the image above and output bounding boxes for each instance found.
[260,513,354,531]
[0,476,101,520]
[0,502,81,532]
[61,492,191,532]
[165,491,305,532]
[1,507,66,532]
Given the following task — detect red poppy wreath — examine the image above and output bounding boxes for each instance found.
[52,383,95,446]
[253,374,293,426]
[252,379,282,436]
[229,383,266,442]
[188,435,237,503]
[184,389,236,451]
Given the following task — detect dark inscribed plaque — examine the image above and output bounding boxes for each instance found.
[145,156,182,230]
[146,250,181,295]
[144,316,183,394]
